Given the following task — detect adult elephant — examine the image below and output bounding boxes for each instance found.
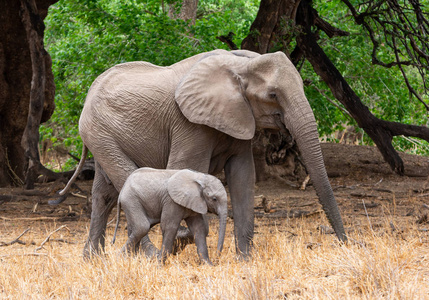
[61,49,347,258]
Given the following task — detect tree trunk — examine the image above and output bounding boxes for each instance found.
[241,0,301,55]
[168,0,199,24]
[0,0,57,187]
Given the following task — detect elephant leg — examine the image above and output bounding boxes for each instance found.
[224,142,255,259]
[139,235,160,258]
[90,143,160,256]
[160,227,181,263]
[171,224,195,255]
[186,215,212,265]
[122,217,151,256]
[83,162,118,259]
[160,212,183,263]
[166,144,212,254]
[124,206,159,258]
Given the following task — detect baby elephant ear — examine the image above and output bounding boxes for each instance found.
[167,170,208,215]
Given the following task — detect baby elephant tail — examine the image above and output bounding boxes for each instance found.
[112,200,121,244]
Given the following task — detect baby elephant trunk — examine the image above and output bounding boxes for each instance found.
[217,209,227,253]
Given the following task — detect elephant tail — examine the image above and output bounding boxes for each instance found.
[59,145,88,195]
[112,200,121,244]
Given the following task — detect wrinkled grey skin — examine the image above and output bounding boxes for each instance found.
[61,49,347,259]
[112,168,228,265]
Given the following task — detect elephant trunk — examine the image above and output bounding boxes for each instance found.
[217,209,228,253]
[281,97,347,242]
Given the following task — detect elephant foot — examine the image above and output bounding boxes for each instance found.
[235,239,253,262]
[142,243,160,259]
[139,236,161,259]
[83,239,104,260]
[172,225,194,255]
[200,258,213,266]
[236,252,251,262]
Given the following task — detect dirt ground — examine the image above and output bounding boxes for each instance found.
[1,143,429,243]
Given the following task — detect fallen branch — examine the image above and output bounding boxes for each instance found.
[416,193,429,198]
[254,209,323,219]
[0,195,15,204]
[0,183,86,205]
[0,216,59,221]
[36,225,68,251]
[71,192,87,199]
[0,253,48,258]
[18,189,49,196]
[374,188,393,193]
[49,238,76,245]
[300,174,311,190]
[0,228,30,246]
[351,192,378,198]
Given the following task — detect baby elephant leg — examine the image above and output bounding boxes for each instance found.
[139,235,160,258]
[172,225,195,254]
[122,215,151,256]
[160,213,183,263]
[186,215,212,265]
[172,215,209,254]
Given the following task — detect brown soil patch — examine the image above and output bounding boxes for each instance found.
[1,143,429,243]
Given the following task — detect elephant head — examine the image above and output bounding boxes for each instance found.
[167,169,228,252]
[175,51,347,242]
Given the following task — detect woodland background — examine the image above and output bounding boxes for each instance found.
[1,0,428,187]
[42,0,428,172]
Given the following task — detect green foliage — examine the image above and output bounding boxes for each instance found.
[42,0,259,170]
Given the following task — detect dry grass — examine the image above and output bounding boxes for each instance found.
[0,216,428,299]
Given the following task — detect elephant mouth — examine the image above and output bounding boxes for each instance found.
[273,113,288,134]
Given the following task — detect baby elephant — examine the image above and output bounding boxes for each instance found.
[112,168,228,264]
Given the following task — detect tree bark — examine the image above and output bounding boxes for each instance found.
[241,0,283,54]
[0,0,57,187]
[168,0,199,24]
[21,0,48,189]
[241,0,302,55]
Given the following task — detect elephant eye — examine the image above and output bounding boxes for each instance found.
[269,92,277,99]
[212,197,217,202]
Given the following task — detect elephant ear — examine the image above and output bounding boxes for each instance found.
[167,170,208,215]
[230,50,261,59]
[175,54,255,140]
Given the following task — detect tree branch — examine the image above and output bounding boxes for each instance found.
[312,6,350,38]
[296,0,429,175]
[391,31,429,110]
[216,32,238,50]
[341,0,429,106]
[0,228,30,246]
[36,225,68,251]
